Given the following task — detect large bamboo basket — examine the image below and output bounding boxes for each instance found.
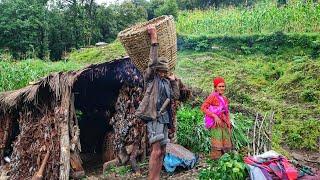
[118,15,177,72]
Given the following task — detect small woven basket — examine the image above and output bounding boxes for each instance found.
[118,15,177,72]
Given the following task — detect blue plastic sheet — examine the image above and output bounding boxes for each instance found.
[163,143,198,173]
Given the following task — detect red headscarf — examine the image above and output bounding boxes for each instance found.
[213,77,225,87]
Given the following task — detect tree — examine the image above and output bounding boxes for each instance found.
[0,0,148,60]
[96,5,118,42]
[0,0,49,59]
[96,1,147,42]
[154,0,179,19]
[148,0,178,19]
[115,1,148,30]
[132,0,149,7]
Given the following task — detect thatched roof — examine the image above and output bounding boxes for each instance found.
[0,56,147,179]
[0,56,141,114]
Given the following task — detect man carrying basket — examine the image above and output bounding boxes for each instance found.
[135,25,180,180]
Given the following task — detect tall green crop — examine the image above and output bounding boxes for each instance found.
[177,1,320,35]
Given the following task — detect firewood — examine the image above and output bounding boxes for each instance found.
[32,149,50,180]
[70,151,85,179]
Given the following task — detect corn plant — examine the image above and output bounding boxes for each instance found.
[177,1,320,35]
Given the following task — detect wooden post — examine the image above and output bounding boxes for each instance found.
[0,115,11,166]
[59,92,71,180]
[0,116,4,166]
[59,108,70,180]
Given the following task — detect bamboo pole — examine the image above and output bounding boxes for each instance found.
[247,128,250,156]
[268,112,274,150]
[253,113,258,155]
[257,113,267,154]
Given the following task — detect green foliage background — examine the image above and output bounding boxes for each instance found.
[176,106,255,154]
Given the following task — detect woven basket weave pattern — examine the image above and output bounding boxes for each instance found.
[118,15,177,72]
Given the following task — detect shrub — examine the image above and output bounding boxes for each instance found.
[177,33,320,56]
[199,152,248,180]
[274,119,320,150]
[177,105,211,153]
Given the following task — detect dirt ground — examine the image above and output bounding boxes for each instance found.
[84,154,207,180]
[1,150,319,180]
[83,150,320,180]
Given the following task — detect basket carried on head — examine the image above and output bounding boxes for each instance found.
[118,15,177,72]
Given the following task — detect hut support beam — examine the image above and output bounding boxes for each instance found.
[59,98,71,180]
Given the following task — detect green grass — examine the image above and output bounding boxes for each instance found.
[0,40,126,92]
[177,32,320,58]
[177,1,320,36]
[199,152,248,180]
[103,165,131,177]
[67,40,126,64]
[176,105,255,154]
[0,59,82,92]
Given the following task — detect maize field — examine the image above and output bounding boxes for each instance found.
[177,1,320,35]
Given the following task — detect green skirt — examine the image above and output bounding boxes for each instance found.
[211,125,232,151]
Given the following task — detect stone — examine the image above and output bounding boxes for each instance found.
[95,42,107,46]
[292,152,305,161]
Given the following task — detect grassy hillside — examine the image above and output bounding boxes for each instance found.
[177,2,320,36]
[0,41,126,92]
[0,59,82,92]
[175,49,320,151]
[175,6,320,151]
[67,40,126,64]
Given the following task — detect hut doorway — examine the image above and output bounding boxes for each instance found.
[76,109,114,175]
[73,67,121,175]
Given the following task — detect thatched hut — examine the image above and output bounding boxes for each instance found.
[0,57,190,179]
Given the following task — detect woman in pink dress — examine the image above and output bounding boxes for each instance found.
[201,77,232,160]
